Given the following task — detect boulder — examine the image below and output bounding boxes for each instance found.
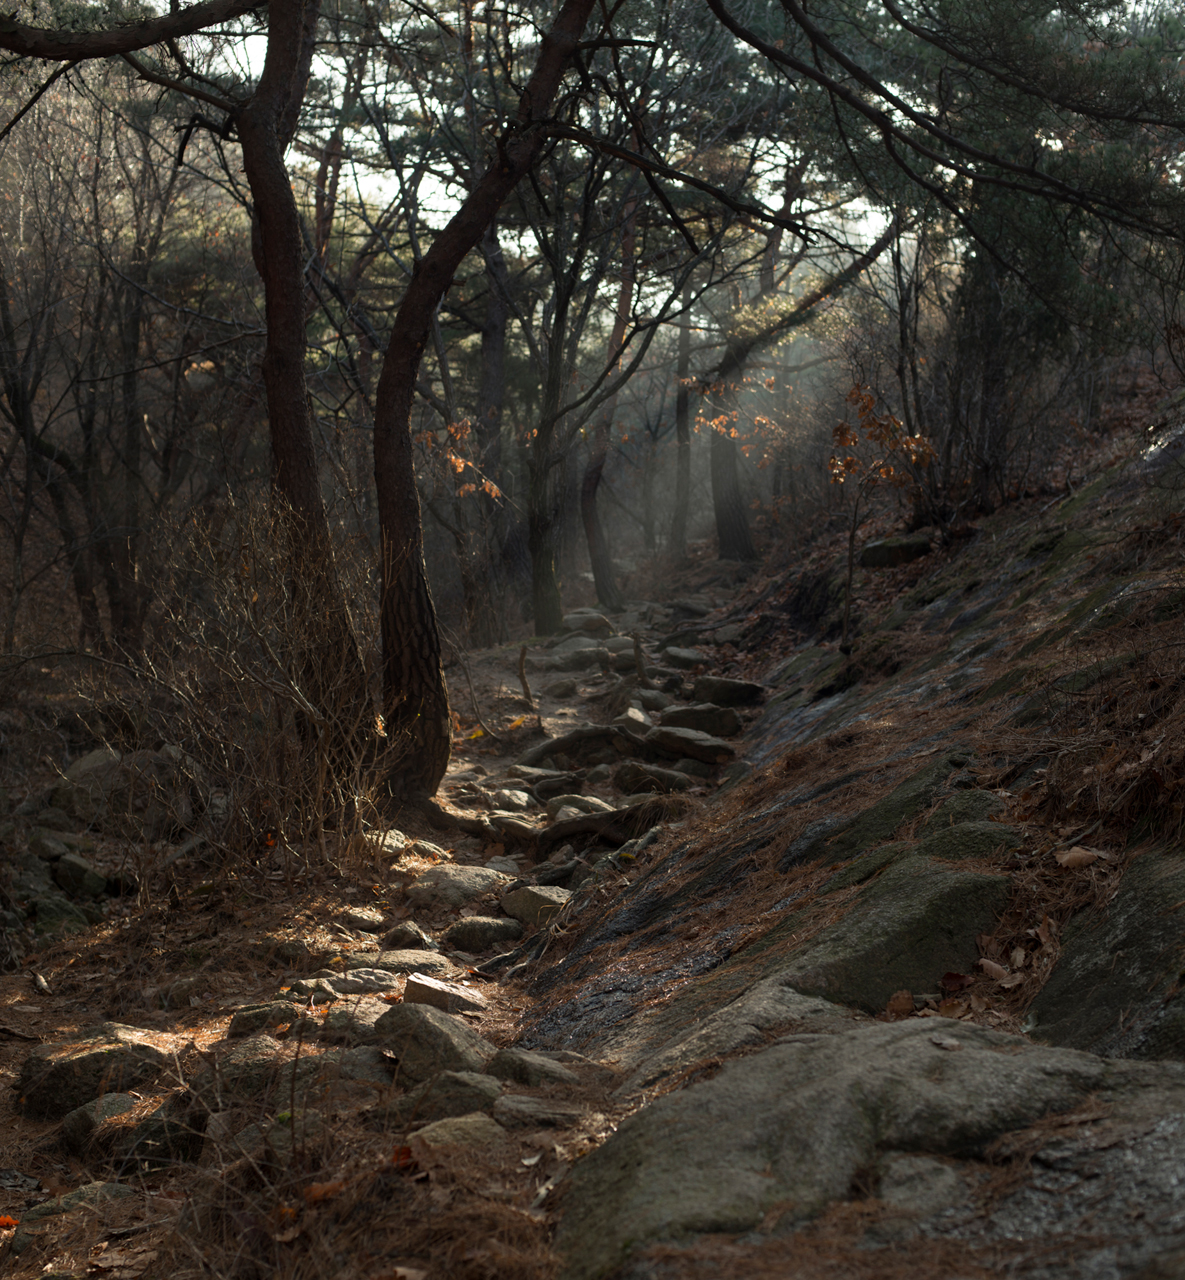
[644,725,737,764]
[691,675,763,706]
[17,1024,171,1119]
[52,745,203,839]
[355,949,457,978]
[373,1003,495,1083]
[326,967,402,994]
[544,678,579,698]
[59,1093,139,1154]
[859,533,932,568]
[501,884,571,928]
[320,997,390,1044]
[545,794,615,819]
[1030,847,1185,1059]
[10,1182,136,1256]
[337,904,386,932]
[493,1095,587,1128]
[660,703,742,737]
[228,1001,300,1037]
[551,634,605,654]
[553,1019,1185,1280]
[560,610,613,636]
[190,1034,284,1107]
[442,916,523,952]
[406,864,514,909]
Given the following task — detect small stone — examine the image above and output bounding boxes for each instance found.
[674,757,714,778]
[29,829,70,861]
[374,829,409,859]
[586,764,613,783]
[493,789,533,811]
[338,905,386,932]
[229,1001,298,1036]
[486,1046,579,1087]
[321,997,390,1044]
[10,1182,136,1256]
[691,676,763,706]
[191,1035,284,1105]
[545,794,615,819]
[552,633,605,654]
[485,854,522,875]
[373,1003,495,1083]
[357,949,457,978]
[406,864,514,909]
[442,916,523,952]
[859,533,931,567]
[404,972,488,1014]
[501,884,571,928]
[560,611,612,636]
[637,688,671,712]
[662,646,707,669]
[613,761,693,795]
[380,920,438,950]
[411,1111,508,1149]
[544,678,579,698]
[286,977,339,1003]
[612,707,652,729]
[337,1045,398,1085]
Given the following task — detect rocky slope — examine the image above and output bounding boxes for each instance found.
[1,420,1185,1279]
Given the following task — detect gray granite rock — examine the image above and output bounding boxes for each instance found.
[373,1003,495,1083]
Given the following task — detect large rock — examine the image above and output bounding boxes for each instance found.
[442,916,523,952]
[660,703,742,737]
[190,1034,284,1107]
[769,855,1009,1011]
[52,745,204,839]
[559,610,612,636]
[914,819,1022,862]
[17,1024,171,1119]
[60,1093,139,1154]
[355,949,457,977]
[10,1181,137,1256]
[373,1003,495,1083]
[554,1019,1185,1280]
[372,1070,503,1129]
[662,646,707,669]
[380,920,438,950]
[1031,847,1185,1059]
[486,1047,579,1087]
[320,997,391,1044]
[613,760,693,795]
[404,972,487,1014]
[644,725,737,764]
[52,852,107,898]
[501,884,571,928]
[691,675,764,706]
[405,865,514,909]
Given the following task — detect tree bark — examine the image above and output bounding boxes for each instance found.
[710,408,758,560]
[670,282,693,558]
[373,0,598,792]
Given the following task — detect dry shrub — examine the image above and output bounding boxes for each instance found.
[77,497,398,886]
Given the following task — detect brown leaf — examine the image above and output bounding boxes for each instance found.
[977,958,1009,981]
[998,972,1026,989]
[885,990,914,1020]
[1055,846,1099,868]
[969,994,989,1013]
[937,998,969,1018]
[1010,947,1027,969]
[940,971,974,992]
[977,933,1001,959]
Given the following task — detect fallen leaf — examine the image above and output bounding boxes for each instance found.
[1056,846,1099,868]
[1011,947,1028,969]
[999,972,1026,989]
[521,1153,543,1167]
[940,972,974,992]
[0,1215,18,1228]
[969,994,989,1013]
[507,715,526,730]
[977,958,1009,981]
[303,1179,345,1203]
[937,998,968,1018]
[885,990,914,1020]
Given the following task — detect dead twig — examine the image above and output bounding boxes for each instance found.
[518,644,535,708]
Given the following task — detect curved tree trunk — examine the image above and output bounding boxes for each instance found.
[373,0,598,791]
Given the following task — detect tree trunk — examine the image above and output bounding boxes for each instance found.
[372,0,598,790]
[710,404,757,560]
[670,283,693,558]
[237,0,369,782]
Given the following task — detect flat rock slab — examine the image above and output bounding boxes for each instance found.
[354,949,456,978]
[442,916,523,951]
[692,675,763,706]
[487,1046,580,1087]
[662,646,707,668]
[17,1024,172,1119]
[328,967,402,994]
[502,884,571,928]
[660,703,742,738]
[613,761,692,794]
[374,1003,494,1083]
[644,725,736,764]
[493,1095,587,1128]
[554,1019,1185,1280]
[406,865,514,909]
[1031,846,1185,1059]
[404,972,488,1014]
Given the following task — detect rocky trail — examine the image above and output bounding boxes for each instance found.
[3,421,1185,1279]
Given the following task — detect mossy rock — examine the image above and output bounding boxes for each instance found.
[771,855,1010,1012]
[915,820,1022,862]
[822,841,914,893]
[1029,847,1185,1060]
[920,791,1005,832]
[782,751,972,871]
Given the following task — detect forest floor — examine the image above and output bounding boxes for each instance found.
[1,412,1183,1279]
